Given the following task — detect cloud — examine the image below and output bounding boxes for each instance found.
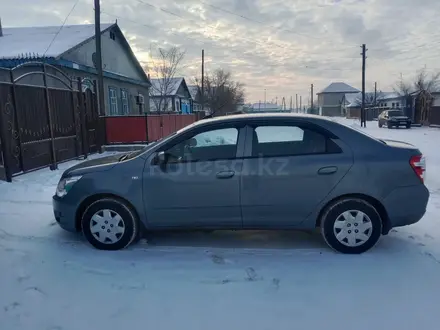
[2,0,440,103]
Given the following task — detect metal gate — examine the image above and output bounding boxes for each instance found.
[0,62,102,182]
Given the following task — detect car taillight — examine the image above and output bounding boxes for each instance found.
[410,154,426,183]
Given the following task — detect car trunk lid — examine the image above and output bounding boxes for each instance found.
[380,139,419,151]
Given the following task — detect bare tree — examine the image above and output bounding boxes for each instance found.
[146,46,185,113]
[393,75,413,114]
[413,68,440,123]
[393,68,440,123]
[354,92,384,107]
[194,68,245,117]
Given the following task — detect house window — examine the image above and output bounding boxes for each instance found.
[108,86,118,115]
[110,31,116,40]
[121,89,129,114]
[396,102,400,108]
[392,103,395,108]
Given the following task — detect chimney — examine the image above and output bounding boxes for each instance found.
[0,18,3,37]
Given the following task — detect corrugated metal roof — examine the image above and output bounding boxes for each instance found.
[319,82,360,94]
[0,24,114,59]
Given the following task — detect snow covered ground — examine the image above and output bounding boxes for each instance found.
[1,119,440,330]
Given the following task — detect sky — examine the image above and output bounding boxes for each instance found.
[1,0,440,105]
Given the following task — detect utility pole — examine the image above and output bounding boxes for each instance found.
[290,96,293,111]
[361,43,367,127]
[296,94,298,112]
[94,0,105,117]
[374,81,377,108]
[201,49,204,111]
[264,89,266,109]
[300,95,302,113]
[311,84,314,112]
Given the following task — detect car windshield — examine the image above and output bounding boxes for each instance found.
[388,110,404,117]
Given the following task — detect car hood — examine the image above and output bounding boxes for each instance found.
[62,154,121,178]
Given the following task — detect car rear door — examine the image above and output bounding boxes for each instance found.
[240,120,353,228]
[143,123,246,229]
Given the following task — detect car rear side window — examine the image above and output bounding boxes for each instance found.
[252,125,341,157]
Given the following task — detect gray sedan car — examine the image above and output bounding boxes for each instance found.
[53,113,429,254]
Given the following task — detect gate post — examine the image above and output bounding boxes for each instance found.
[70,79,80,158]
[42,64,58,170]
[77,78,88,159]
[0,92,12,182]
[8,69,24,173]
[93,80,106,152]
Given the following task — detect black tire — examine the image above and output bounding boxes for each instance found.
[378,122,383,128]
[406,124,411,129]
[320,198,382,254]
[387,122,393,129]
[81,198,139,250]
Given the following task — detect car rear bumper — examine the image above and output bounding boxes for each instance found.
[53,195,78,232]
[383,184,429,232]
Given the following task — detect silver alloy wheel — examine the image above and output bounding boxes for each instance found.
[90,209,125,244]
[333,210,373,247]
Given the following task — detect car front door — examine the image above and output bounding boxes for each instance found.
[240,121,353,228]
[143,124,245,229]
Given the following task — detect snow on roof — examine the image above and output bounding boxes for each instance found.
[0,23,114,59]
[150,77,185,96]
[378,92,401,100]
[344,92,362,107]
[251,102,282,110]
[319,82,360,94]
[187,85,199,100]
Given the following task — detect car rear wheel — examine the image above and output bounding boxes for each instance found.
[81,198,139,250]
[406,124,411,129]
[378,121,383,128]
[387,122,393,129]
[320,198,382,254]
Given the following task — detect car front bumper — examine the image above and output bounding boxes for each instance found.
[53,195,79,232]
[383,184,429,232]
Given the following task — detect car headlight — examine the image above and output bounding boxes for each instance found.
[56,176,82,197]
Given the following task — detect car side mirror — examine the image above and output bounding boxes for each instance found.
[188,137,197,147]
[159,151,167,163]
[155,151,168,166]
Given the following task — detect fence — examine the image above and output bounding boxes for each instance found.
[105,112,205,144]
[0,62,102,182]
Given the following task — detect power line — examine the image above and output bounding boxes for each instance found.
[133,0,360,57]
[43,0,80,56]
[199,0,358,47]
[101,10,360,72]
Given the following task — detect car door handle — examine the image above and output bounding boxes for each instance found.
[216,171,235,179]
[318,166,338,175]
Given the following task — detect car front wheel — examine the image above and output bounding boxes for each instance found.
[320,198,382,254]
[81,198,139,250]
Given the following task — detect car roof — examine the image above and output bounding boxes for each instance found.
[196,112,334,125]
